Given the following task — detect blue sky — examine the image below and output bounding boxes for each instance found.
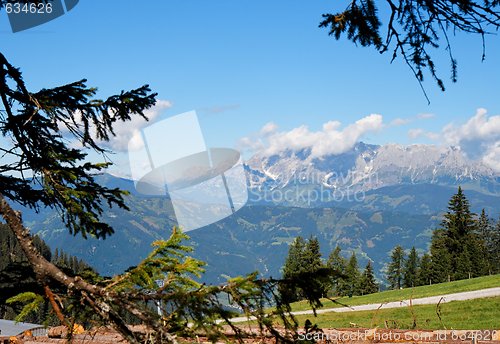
[2,1,500,173]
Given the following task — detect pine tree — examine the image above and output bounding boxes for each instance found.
[359,261,378,295]
[476,209,497,274]
[326,246,348,296]
[303,236,322,271]
[403,247,419,288]
[386,246,405,290]
[443,187,474,232]
[304,236,331,298]
[0,53,328,343]
[417,253,432,286]
[441,187,476,275]
[0,239,8,270]
[345,252,361,296]
[0,225,95,324]
[280,236,306,302]
[52,248,60,266]
[434,187,490,280]
[477,209,491,239]
[32,236,51,262]
[455,244,473,279]
[320,0,500,100]
[493,218,500,274]
[466,233,489,278]
[429,229,452,283]
[280,236,332,301]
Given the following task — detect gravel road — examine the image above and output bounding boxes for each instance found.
[229,286,500,323]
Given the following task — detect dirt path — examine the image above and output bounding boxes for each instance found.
[230,286,500,322]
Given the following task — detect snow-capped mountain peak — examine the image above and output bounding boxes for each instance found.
[245,142,499,205]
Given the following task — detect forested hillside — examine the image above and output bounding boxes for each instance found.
[0,224,96,324]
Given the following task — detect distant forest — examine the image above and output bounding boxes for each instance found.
[1,186,499,323]
[281,187,500,300]
[0,224,96,324]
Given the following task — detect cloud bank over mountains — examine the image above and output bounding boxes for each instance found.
[240,114,383,158]
[240,108,500,172]
[412,108,500,171]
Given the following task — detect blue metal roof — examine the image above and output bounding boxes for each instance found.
[0,319,45,337]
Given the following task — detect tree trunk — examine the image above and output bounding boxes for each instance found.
[0,194,146,344]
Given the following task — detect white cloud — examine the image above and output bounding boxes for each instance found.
[483,142,500,172]
[407,128,440,141]
[391,118,412,126]
[260,122,278,136]
[440,108,500,168]
[238,136,265,152]
[408,128,425,139]
[408,108,500,172]
[442,108,500,146]
[417,113,435,119]
[241,114,383,158]
[390,112,434,127]
[409,108,500,146]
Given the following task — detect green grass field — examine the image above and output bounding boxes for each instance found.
[291,274,500,312]
[293,296,500,330]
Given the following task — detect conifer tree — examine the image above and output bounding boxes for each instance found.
[326,246,348,296]
[0,53,327,343]
[493,218,500,274]
[476,209,497,274]
[280,236,306,302]
[345,252,361,296]
[429,229,452,283]
[417,253,432,286]
[386,245,405,289]
[280,236,332,301]
[435,187,489,280]
[0,225,93,324]
[303,236,329,297]
[359,261,378,295]
[303,236,322,271]
[320,0,500,101]
[455,245,473,279]
[477,209,491,238]
[442,187,475,268]
[467,233,490,278]
[52,248,60,266]
[403,247,419,288]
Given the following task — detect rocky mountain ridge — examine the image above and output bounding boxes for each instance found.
[245,142,499,208]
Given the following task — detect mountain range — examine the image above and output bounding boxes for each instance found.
[16,142,500,285]
[246,142,499,207]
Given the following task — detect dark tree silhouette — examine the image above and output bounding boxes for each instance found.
[359,261,379,295]
[386,245,405,289]
[417,253,433,286]
[0,53,326,343]
[476,209,499,274]
[320,0,500,102]
[403,247,419,288]
[345,252,361,296]
[326,245,349,296]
